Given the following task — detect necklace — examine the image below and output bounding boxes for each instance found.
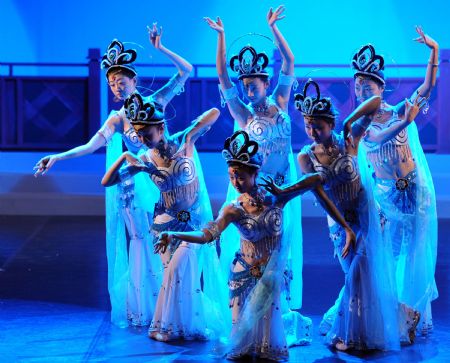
[374,101,389,120]
[252,98,269,115]
[241,188,265,211]
[321,134,339,158]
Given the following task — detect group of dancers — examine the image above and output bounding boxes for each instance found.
[33,6,439,361]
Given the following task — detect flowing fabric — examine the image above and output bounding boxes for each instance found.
[221,114,304,311]
[193,148,232,336]
[147,138,230,340]
[105,128,129,327]
[227,201,293,359]
[104,112,162,327]
[303,134,403,350]
[360,121,438,334]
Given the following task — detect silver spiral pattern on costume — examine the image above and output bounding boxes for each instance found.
[123,128,141,148]
[238,217,259,241]
[363,124,382,149]
[173,158,196,184]
[150,169,172,192]
[334,155,359,183]
[394,128,408,144]
[246,118,273,142]
[263,208,283,236]
[276,113,291,138]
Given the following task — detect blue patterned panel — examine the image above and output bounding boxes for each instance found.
[20,78,88,149]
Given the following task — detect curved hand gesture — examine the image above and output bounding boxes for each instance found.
[267,5,286,27]
[204,16,224,34]
[413,25,438,50]
[154,232,172,254]
[148,22,163,49]
[124,152,146,170]
[405,97,426,123]
[259,176,283,197]
[341,228,356,259]
[33,155,58,177]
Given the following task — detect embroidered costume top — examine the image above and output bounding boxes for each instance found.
[363,111,414,171]
[245,99,291,185]
[230,200,283,265]
[303,134,362,223]
[141,142,202,241]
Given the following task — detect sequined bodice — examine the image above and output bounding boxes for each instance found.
[363,114,414,175]
[232,202,283,246]
[304,134,361,210]
[364,117,409,150]
[143,149,199,211]
[145,155,197,192]
[245,108,291,182]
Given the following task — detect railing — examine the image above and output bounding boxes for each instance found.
[1,49,449,153]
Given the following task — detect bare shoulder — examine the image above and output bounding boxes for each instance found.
[297,151,314,173]
[105,109,124,130]
[220,202,241,219]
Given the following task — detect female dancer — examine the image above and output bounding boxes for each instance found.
[154,130,355,360]
[296,79,420,350]
[204,6,309,342]
[33,24,193,327]
[351,26,438,335]
[102,93,227,341]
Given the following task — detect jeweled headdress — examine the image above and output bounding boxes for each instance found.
[229,45,269,80]
[222,130,262,169]
[124,93,164,125]
[101,39,137,78]
[352,44,385,85]
[294,79,336,119]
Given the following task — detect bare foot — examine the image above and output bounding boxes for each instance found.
[155,332,170,342]
[335,341,349,351]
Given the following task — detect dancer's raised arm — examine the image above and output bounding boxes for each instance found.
[268,5,295,110]
[149,22,193,109]
[410,26,439,101]
[204,16,251,127]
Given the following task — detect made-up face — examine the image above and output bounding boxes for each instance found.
[354,76,384,103]
[303,116,334,145]
[133,123,164,148]
[228,166,257,194]
[107,72,136,101]
[241,77,269,105]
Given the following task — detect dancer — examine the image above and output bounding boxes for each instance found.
[154,130,355,360]
[296,79,420,350]
[102,93,227,341]
[350,27,438,336]
[33,24,193,327]
[205,6,309,344]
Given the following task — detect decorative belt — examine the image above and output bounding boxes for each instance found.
[374,169,417,191]
[231,253,268,280]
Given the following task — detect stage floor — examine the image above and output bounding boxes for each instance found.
[1,216,449,362]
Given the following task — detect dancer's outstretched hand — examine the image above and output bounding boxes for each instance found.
[259,176,283,197]
[154,232,172,254]
[413,25,438,50]
[404,97,426,123]
[148,22,164,49]
[204,17,224,34]
[267,5,286,27]
[33,155,58,177]
[341,228,356,259]
[123,152,146,170]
